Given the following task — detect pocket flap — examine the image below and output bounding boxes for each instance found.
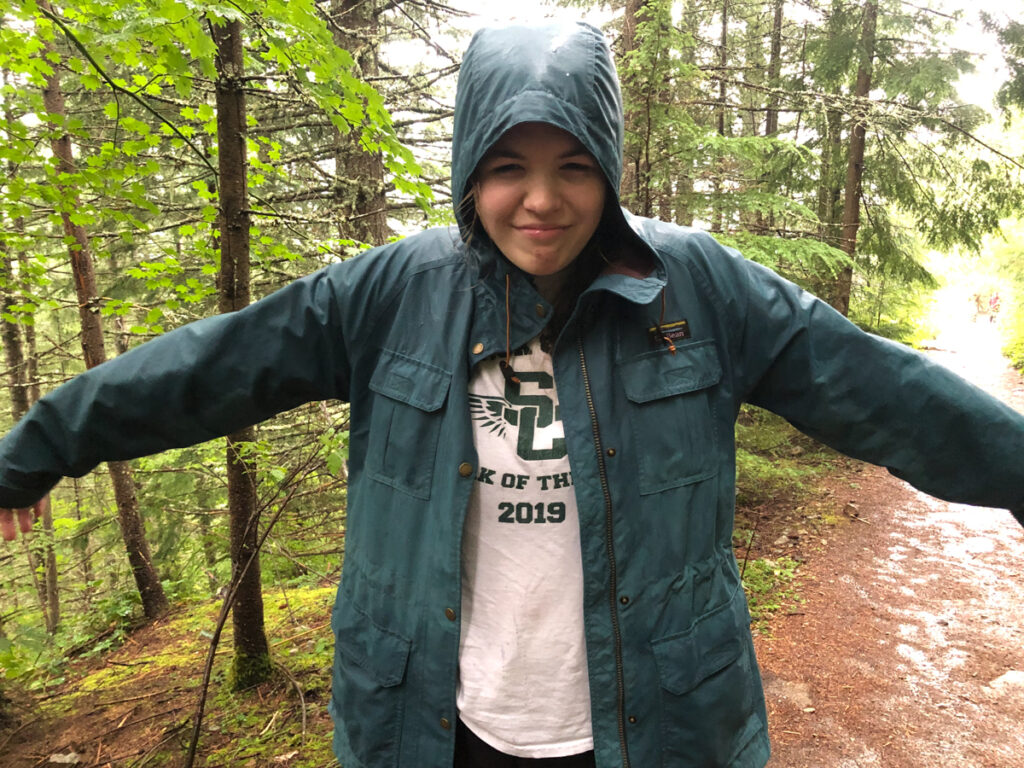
[369,348,451,412]
[620,340,722,403]
[651,599,743,696]
[332,600,412,688]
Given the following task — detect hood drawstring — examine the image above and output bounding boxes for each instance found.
[499,273,521,385]
[656,287,677,354]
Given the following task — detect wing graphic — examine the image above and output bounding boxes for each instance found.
[468,394,514,438]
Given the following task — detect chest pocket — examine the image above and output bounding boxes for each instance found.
[619,339,722,495]
[367,348,451,500]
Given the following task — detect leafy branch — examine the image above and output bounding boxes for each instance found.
[35,2,219,182]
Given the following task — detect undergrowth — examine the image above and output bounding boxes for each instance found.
[740,555,801,629]
[734,405,835,508]
[0,584,146,693]
[2,584,337,768]
[1002,300,1024,372]
[734,405,840,632]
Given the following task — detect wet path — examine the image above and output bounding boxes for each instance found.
[755,320,1024,768]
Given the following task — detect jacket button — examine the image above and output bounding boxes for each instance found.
[535,303,547,317]
[458,462,474,478]
[440,717,452,730]
[619,595,630,605]
[445,607,456,621]
[606,448,616,457]
[628,715,638,724]
[472,342,484,354]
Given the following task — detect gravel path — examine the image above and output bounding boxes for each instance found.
[756,319,1024,768]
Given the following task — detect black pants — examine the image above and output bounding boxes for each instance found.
[453,720,597,768]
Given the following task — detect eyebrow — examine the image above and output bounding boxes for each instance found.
[486,147,592,160]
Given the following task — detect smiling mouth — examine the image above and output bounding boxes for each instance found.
[516,225,568,239]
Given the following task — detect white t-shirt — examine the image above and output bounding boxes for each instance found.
[457,338,594,758]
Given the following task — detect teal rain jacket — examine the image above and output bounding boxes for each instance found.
[2,22,1023,768]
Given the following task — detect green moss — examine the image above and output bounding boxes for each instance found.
[735,405,835,508]
[15,586,340,766]
[742,555,801,631]
[231,649,273,690]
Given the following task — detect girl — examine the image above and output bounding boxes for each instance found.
[2,22,1023,768]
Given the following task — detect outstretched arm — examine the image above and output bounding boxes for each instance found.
[683,232,1024,519]
[0,260,358,510]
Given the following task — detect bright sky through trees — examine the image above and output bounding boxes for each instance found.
[454,0,1016,109]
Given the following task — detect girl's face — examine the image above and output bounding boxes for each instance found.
[474,122,606,277]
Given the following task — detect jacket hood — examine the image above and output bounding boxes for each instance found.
[451,22,624,233]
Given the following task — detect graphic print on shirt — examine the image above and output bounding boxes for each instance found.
[459,336,593,755]
[468,369,567,461]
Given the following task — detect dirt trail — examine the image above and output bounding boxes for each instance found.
[755,319,1024,768]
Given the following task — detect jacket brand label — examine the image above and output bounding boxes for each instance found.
[648,319,691,347]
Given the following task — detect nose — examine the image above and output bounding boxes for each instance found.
[522,173,562,215]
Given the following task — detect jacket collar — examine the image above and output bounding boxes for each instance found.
[465,211,667,371]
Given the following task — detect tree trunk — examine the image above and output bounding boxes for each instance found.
[22,537,50,631]
[764,0,784,138]
[71,478,95,609]
[211,16,271,690]
[330,0,388,246]
[40,497,59,631]
[712,0,729,234]
[675,0,699,227]
[793,22,809,142]
[38,0,168,620]
[196,511,220,594]
[818,107,844,247]
[21,251,40,406]
[620,0,675,219]
[7,55,56,636]
[832,0,877,317]
[618,0,645,213]
[0,257,30,420]
[754,0,785,235]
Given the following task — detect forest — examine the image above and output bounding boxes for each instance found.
[1,0,1023,765]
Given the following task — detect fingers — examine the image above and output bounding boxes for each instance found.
[19,507,36,533]
[0,509,16,541]
[0,503,43,541]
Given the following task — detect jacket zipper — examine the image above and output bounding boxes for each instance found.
[577,334,631,768]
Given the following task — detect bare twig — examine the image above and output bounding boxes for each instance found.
[275,662,308,742]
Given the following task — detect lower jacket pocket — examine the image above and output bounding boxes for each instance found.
[329,600,412,768]
[650,596,761,766]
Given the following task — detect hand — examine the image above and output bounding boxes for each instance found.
[0,498,48,541]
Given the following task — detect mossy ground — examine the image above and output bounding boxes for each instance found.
[733,407,864,633]
[2,585,337,768]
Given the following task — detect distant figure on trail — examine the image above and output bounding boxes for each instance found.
[989,292,1001,322]
[1,22,1023,768]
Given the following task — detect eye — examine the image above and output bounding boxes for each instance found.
[480,161,523,178]
[562,161,598,174]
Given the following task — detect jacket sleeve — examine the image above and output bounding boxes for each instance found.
[0,259,366,509]
[691,235,1024,522]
